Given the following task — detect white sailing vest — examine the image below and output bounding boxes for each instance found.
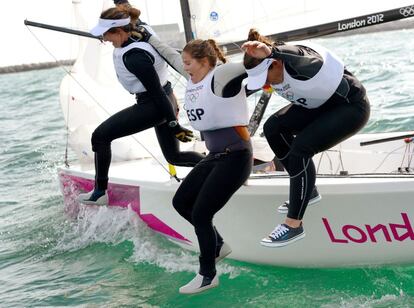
[184,68,249,131]
[113,41,168,93]
[271,42,345,109]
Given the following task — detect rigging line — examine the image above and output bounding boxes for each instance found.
[25,25,77,167]
[373,144,406,173]
[400,144,409,170]
[169,71,187,89]
[25,26,174,178]
[338,143,346,172]
[249,172,414,179]
[401,143,413,170]
[64,95,71,168]
[406,143,412,169]
[227,42,244,55]
[324,151,334,175]
[316,151,324,174]
[315,150,334,174]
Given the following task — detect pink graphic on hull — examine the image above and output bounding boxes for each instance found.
[58,171,190,243]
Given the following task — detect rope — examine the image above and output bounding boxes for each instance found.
[372,144,406,173]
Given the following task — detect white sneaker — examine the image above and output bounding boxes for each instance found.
[215,242,232,263]
[179,273,219,294]
[278,187,322,214]
[77,190,108,206]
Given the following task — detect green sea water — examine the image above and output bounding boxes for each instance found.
[0,29,413,307]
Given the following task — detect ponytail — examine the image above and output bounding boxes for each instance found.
[206,39,227,64]
[243,28,284,69]
[183,39,227,67]
[247,28,273,46]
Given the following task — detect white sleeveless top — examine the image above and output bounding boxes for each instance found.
[113,41,168,94]
[184,68,249,131]
[271,41,345,109]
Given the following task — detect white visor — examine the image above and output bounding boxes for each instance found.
[245,58,273,90]
[90,17,131,36]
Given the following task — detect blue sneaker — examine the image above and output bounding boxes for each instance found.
[260,223,306,247]
[278,187,322,214]
[77,189,108,206]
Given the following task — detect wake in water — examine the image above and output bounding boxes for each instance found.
[55,203,244,278]
[1,28,414,306]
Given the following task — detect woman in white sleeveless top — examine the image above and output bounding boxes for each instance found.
[77,5,204,205]
[173,39,253,294]
[243,29,370,248]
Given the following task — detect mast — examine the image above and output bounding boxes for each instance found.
[180,0,193,42]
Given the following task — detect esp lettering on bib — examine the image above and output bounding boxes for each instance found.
[184,68,249,131]
[186,108,205,121]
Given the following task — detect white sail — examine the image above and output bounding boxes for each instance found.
[187,0,414,43]
[60,0,192,165]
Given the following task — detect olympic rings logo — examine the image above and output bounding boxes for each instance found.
[400,5,414,17]
[186,92,199,103]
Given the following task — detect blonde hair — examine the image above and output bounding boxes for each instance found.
[183,39,227,67]
[100,5,143,38]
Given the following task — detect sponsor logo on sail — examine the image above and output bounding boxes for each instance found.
[210,11,219,21]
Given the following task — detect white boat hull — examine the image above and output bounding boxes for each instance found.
[58,132,414,267]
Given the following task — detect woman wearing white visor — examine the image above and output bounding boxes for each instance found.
[77,5,204,205]
[242,29,370,247]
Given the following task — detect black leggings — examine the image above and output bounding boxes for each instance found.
[263,94,370,220]
[91,91,204,190]
[172,149,252,278]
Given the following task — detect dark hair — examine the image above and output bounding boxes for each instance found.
[243,28,284,69]
[183,39,227,67]
[100,5,141,37]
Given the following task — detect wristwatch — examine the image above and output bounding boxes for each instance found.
[168,120,178,128]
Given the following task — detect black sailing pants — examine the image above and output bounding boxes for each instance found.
[172,149,252,278]
[263,93,370,220]
[91,89,204,190]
